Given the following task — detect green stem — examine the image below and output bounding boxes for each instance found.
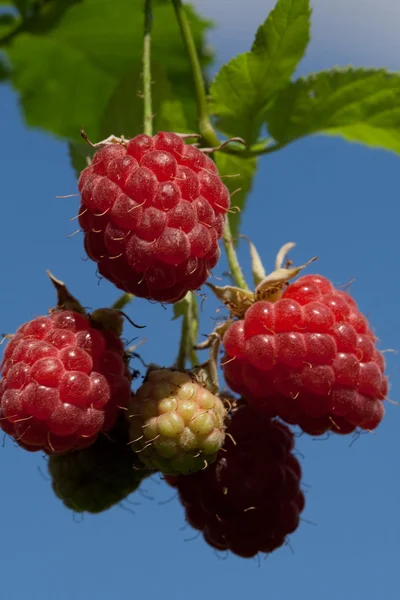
[223,217,249,290]
[220,140,288,158]
[175,293,199,370]
[111,293,134,311]
[172,0,248,290]
[143,0,153,136]
[188,293,199,366]
[176,312,189,371]
[206,334,220,393]
[171,0,219,147]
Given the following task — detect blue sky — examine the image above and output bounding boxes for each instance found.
[1,2,399,599]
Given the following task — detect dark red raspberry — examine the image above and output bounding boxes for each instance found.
[171,404,304,558]
[77,132,229,302]
[222,274,388,435]
[0,310,132,454]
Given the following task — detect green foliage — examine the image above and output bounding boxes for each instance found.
[100,62,189,137]
[68,141,94,181]
[12,0,30,15]
[210,0,311,144]
[0,12,15,29]
[0,13,19,40]
[265,68,400,154]
[1,0,212,144]
[12,0,37,17]
[69,63,189,177]
[7,1,49,19]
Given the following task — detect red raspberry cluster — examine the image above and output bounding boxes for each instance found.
[78,132,229,302]
[0,116,389,560]
[223,275,387,435]
[170,404,304,558]
[0,310,131,454]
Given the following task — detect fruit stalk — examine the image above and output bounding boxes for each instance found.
[188,291,199,366]
[111,293,134,311]
[176,292,199,370]
[222,216,249,290]
[143,0,153,136]
[171,0,248,290]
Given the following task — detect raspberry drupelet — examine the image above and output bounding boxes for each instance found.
[78,132,229,303]
[222,274,388,436]
[0,310,132,454]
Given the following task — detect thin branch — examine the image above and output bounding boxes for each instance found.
[143,0,153,136]
[222,217,249,290]
[171,0,219,147]
[111,294,134,311]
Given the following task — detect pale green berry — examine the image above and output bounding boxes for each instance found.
[127,369,227,475]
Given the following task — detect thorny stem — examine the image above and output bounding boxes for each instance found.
[192,333,220,393]
[171,0,219,148]
[175,293,199,370]
[111,293,135,311]
[206,334,220,393]
[176,315,189,371]
[143,0,153,136]
[172,0,248,290]
[189,292,199,366]
[222,217,249,290]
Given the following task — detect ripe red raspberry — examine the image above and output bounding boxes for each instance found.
[77,132,229,302]
[222,275,388,435]
[0,310,132,454]
[171,404,304,558]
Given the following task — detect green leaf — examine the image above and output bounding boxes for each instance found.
[100,64,189,140]
[11,32,115,138]
[68,63,189,179]
[210,0,311,144]
[155,95,189,134]
[68,141,95,181]
[215,152,257,240]
[12,0,34,17]
[0,55,10,80]
[6,0,212,140]
[1,1,81,44]
[265,68,400,154]
[0,14,19,39]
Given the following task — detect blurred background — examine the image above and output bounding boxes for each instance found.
[0,1,398,599]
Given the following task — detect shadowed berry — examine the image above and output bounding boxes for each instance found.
[48,417,151,513]
[171,404,304,558]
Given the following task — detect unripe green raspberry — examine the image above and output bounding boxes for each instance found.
[127,368,227,475]
[48,417,151,514]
